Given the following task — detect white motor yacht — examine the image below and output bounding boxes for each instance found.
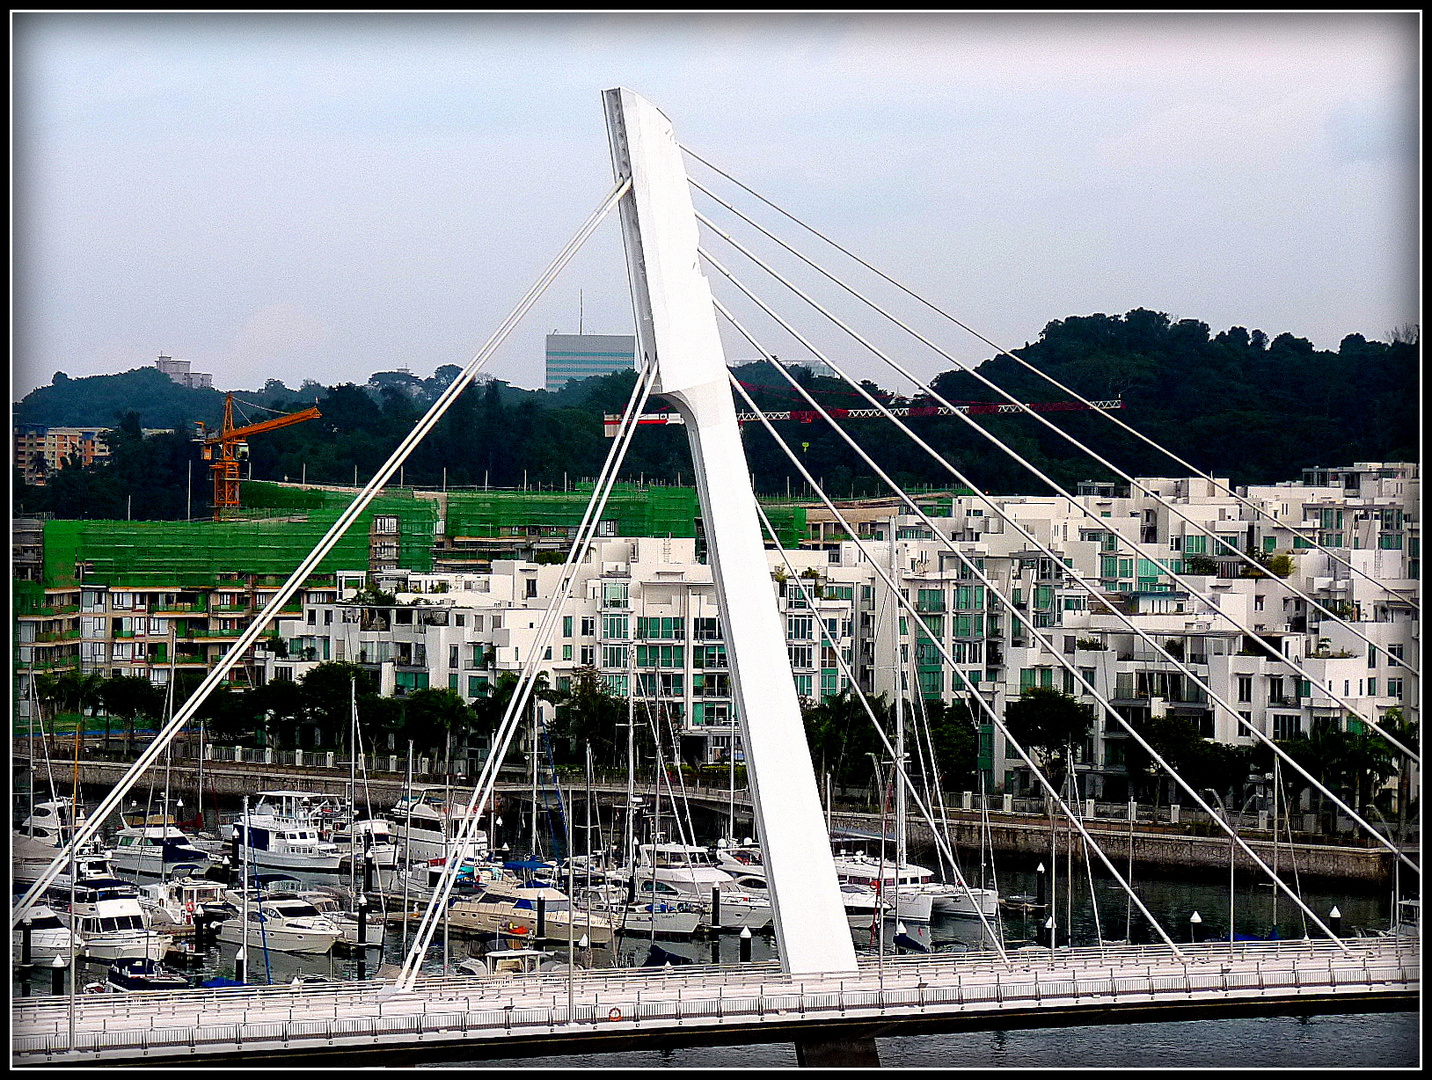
[227,790,344,873]
[716,843,891,926]
[136,875,236,933]
[447,878,617,947]
[385,787,488,865]
[216,894,342,954]
[13,902,85,961]
[629,843,773,930]
[829,848,935,923]
[47,877,173,962]
[331,816,399,870]
[111,825,213,878]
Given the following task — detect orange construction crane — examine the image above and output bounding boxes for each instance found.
[195,393,321,520]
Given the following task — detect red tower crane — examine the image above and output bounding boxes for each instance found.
[195,393,322,520]
[603,395,1123,436]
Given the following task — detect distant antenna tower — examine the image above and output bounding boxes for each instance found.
[579,289,584,335]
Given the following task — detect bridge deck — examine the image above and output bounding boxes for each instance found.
[12,939,1416,1065]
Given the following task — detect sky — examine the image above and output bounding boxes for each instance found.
[12,12,1420,399]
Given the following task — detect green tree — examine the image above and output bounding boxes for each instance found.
[298,662,378,748]
[1004,687,1094,794]
[99,675,164,757]
[549,666,627,768]
[402,687,477,765]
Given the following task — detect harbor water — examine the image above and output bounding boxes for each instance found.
[16,858,1417,1067]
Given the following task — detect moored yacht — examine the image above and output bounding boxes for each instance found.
[111,825,213,878]
[386,787,488,864]
[629,843,773,930]
[13,903,85,961]
[447,878,617,947]
[829,848,935,923]
[215,893,343,954]
[226,790,344,873]
[47,877,174,962]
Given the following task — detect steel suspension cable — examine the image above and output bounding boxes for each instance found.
[692,199,1414,679]
[753,500,1012,963]
[12,177,633,931]
[723,316,1369,946]
[712,285,1417,879]
[697,243,1418,765]
[681,146,1415,615]
[394,361,657,990]
[733,375,1191,958]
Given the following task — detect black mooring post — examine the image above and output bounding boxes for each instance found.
[358,895,369,946]
[1035,861,1047,906]
[536,896,547,939]
[364,852,375,894]
[51,957,65,996]
[21,919,33,965]
[710,885,721,930]
[738,926,752,963]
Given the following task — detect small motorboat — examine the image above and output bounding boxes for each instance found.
[103,957,191,992]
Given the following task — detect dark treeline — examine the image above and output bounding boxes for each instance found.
[14,310,1418,520]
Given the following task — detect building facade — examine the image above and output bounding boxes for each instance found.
[544,333,635,392]
[15,464,1418,806]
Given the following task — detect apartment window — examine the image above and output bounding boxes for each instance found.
[602,645,627,669]
[787,614,813,640]
[793,674,813,698]
[563,615,573,638]
[562,644,573,661]
[788,645,814,669]
[306,610,316,626]
[455,614,465,627]
[1273,714,1301,741]
[1367,644,1377,668]
[580,644,595,666]
[581,616,596,637]
[602,581,628,608]
[1184,535,1207,555]
[448,674,459,692]
[1388,678,1403,699]
[1388,644,1405,667]
[1254,595,1264,611]
[1368,678,1377,697]
[448,645,459,669]
[1268,676,1285,704]
[692,617,721,641]
[604,673,629,696]
[601,613,629,640]
[525,577,538,598]
[1237,675,1253,703]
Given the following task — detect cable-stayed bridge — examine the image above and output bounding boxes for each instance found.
[12,940,1417,1066]
[12,88,1418,1067]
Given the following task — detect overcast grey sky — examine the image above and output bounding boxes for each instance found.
[13,12,1419,398]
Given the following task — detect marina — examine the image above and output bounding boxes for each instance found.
[10,65,1420,1070]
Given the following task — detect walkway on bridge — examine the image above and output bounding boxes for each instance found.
[13,938,1416,1065]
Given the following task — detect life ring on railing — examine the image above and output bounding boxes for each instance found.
[185,899,196,921]
[608,1007,622,1022]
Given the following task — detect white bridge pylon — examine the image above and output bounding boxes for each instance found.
[603,87,858,975]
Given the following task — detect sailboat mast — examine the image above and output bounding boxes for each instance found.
[350,678,358,897]
[892,524,906,876]
[626,648,636,870]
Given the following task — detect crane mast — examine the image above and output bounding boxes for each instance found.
[195,392,321,520]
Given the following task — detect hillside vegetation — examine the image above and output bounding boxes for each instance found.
[14,309,1418,521]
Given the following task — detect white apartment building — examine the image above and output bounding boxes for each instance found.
[234,463,1415,800]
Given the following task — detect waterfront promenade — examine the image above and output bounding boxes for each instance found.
[17,742,1404,883]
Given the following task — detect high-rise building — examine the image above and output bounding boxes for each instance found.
[544,333,635,392]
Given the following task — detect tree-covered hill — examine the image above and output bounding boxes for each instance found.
[13,310,1418,521]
